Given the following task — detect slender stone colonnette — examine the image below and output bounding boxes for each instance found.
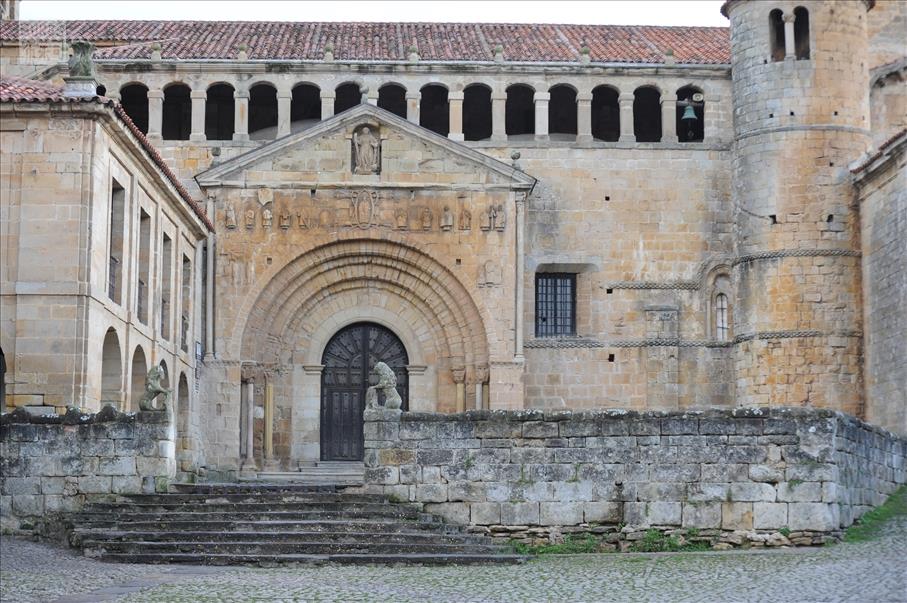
[361,407,907,548]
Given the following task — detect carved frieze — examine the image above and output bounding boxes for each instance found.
[440,207,454,232]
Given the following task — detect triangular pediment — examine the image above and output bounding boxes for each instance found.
[196,104,536,191]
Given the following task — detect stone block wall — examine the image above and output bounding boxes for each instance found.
[0,406,176,531]
[363,407,906,545]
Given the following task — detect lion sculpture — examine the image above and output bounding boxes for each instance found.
[365,361,403,410]
[139,366,172,411]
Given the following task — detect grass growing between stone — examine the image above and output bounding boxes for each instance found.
[511,534,603,555]
[510,530,713,556]
[629,529,711,553]
[844,485,907,543]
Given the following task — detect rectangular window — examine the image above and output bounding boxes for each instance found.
[137,208,151,324]
[161,234,172,340]
[181,254,192,352]
[107,179,125,303]
[535,273,576,338]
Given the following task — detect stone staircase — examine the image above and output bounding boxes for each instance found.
[253,461,365,486]
[70,483,524,565]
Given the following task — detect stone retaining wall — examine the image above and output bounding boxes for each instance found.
[363,407,907,547]
[0,406,176,531]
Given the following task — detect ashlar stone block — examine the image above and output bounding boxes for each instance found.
[753,502,788,530]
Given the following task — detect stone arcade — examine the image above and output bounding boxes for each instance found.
[0,0,905,546]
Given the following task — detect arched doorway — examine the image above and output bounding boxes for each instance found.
[320,322,409,460]
[101,328,123,409]
[130,346,147,411]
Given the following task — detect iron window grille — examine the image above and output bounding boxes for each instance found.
[535,273,577,338]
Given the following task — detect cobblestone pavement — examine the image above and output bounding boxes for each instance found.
[2,517,905,603]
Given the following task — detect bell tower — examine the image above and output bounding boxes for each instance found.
[722,0,874,412]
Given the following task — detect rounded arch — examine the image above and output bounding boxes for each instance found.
[419,83,449,136]
[176,372,190,458]
[119,82,149,135]
[236,238,490,374]
[158,358,170,389]
[205,83,235,140]
[129,345,148,411]
[548,83,577,138]
[162,83,191,140]
[549,82,578,94]
[377,83,407,119]
[419,81,450,92]
[633,85,662,142]
[463,83,492,141]
[248,79,277,91]
[249,82,278,139]
[162,81,190,91]
[676,84,705,143]
[206,80,235,92]
[291,83,321,128]
[506,83,535,136]
[293,81,321,92]
[334,82,361,115]
[591,84,620,141]
[101,328,123,409]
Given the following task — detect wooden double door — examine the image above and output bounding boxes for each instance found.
[320,322,409,461]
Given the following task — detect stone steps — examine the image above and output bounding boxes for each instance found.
[92,552,526,566]
[71,482,522,565]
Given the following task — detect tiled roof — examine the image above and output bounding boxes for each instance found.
[0,76,213,231]
[0,20,730,64]
[851,128,907,174]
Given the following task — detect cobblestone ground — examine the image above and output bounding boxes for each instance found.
[2,517,905,603]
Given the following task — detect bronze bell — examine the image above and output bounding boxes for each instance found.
[681,104,698,121]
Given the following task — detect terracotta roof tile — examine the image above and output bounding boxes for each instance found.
[0,20,730,64]
[0,76,213,231]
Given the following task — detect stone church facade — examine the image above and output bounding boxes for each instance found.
[0,0,904,479]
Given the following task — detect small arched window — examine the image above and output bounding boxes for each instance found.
[715,293,729,342]
[794,7,810,60]
[769,9,785,62]
[248,83,278,139]
[120,83,149,134]
[709,273,732,342]
[291,83,321,130]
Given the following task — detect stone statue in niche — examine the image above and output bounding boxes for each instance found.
[478,259,501,286]
[139,366,171,411]
[297,209,310,229]
[364,362,403,410]
[353,125,380,174]
[395,209,408,230]
[262,206,273,229]
[459,208,471,231]
[244,209,256,230]
[480,206,493,231]
[225,205,237,229]
[421,207,432,230]
[279,211,291,230]
[494,204,506,231]
[440,206,454,231]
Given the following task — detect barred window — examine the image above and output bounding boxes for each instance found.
[535,273,576,337]
[715,293,729,342]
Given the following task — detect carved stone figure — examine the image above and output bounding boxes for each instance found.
[139,366,171,411]
[395,209,408,230]
[441,206,454,231]
[421,207,432,230]
[459,208,471,230]
[279,211,291,230]
[351,190,376,228]
[244,209,255,229]
[353,126,380,174]
[262,206,273,228]
[225,205,237,229]
[494,204,506,231]
[319,209,334,227]
[297,209,310,229]
[364,361,402,410]
[68,41,96,78]
[480,206,493,231]
[479,259,502,286]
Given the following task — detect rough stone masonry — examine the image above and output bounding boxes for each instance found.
[361,407,907,547]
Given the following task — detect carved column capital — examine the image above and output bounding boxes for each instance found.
[451,366,466,384]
